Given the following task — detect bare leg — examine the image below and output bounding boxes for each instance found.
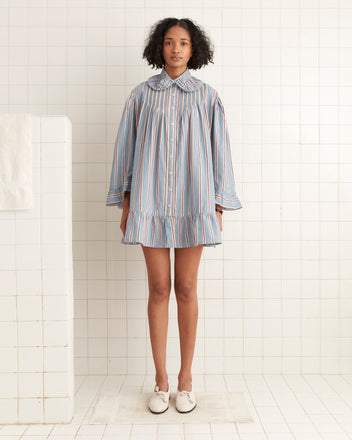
[141,245,171,392]
[174,244,203,392]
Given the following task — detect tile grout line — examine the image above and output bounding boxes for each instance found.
[282,375,325,440]
[317,374,352,439]
[263,375,302,440]
[338,0,341,379]
[242,375,269,440]
[104,0,109,379]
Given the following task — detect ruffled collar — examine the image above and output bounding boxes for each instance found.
[147,67,203,92]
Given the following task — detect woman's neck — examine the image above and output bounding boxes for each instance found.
[164,65,187,80]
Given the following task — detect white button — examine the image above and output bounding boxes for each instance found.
[170,154,173,157]
[173,93,176,96]
[168,204,171,207]
[171,106,174,109]
[171,122,174,125]
[169,171,172,174]
[169,188,172,190]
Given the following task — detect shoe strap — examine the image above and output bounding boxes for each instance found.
[177,390,194,403]
[154,384,169,403]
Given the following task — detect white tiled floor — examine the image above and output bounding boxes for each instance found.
[1,375,352,440]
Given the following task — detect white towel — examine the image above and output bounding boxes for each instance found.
[0,113,33,210]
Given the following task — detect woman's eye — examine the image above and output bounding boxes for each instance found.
[164,41,188,45]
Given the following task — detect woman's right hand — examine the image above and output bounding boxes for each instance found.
[120,206,129,236]
[120,192,130,236]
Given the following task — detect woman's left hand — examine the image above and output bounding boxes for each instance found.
[216,210,223,231]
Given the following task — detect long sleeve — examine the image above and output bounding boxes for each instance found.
[211,93,242,211]
[106,89,136,209]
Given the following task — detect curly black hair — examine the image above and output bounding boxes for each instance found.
[142,17,214,70]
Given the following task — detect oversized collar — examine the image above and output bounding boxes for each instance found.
[147,67,203,92]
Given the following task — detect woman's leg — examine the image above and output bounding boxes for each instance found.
[141,245,171,392]
[174,244,204,391]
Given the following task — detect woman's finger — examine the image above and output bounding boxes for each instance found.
[120,209,129,235]
[216,212,222,231]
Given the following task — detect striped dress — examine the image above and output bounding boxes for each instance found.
[106,67,242,248]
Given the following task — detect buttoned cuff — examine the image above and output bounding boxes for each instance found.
[106,180,132,208]
[215,192,243,211]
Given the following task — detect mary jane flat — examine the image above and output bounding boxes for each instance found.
[175,387,197,413]
[148,384,171,414]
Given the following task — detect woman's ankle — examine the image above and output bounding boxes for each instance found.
[178,372,192,381]
[155,373,168,390]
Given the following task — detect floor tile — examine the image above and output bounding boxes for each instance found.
[1,375,352,440]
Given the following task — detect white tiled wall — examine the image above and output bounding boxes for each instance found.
[0,0,351,387]
[0,116,73,424]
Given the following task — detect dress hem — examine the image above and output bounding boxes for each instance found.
[120,237,220,248]
[122,209,222,248]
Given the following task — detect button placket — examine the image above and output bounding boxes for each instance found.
[168,86,176,213]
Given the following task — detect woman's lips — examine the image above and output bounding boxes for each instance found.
[171,57,182,60]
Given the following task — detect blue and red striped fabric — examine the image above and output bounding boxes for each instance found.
[106,67,242,248]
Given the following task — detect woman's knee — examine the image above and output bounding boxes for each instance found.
[174,279,196,302]
[149,280,171,302]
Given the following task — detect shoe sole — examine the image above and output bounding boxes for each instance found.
[149,405,169,414]
[175,402,197,413]
[148,394,171,414]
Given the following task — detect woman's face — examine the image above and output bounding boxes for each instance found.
[162,25,193,71]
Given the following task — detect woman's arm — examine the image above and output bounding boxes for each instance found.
[106,89,136,209]
[210,92,242,211]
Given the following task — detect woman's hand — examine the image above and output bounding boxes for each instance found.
[120,192,130,236]
[120,206,129,236]
[216,210,223,231]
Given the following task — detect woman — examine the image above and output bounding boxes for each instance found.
[106,17,242,414]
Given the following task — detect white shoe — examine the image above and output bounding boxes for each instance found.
[175,387,197,413]
[148,384,170,414]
